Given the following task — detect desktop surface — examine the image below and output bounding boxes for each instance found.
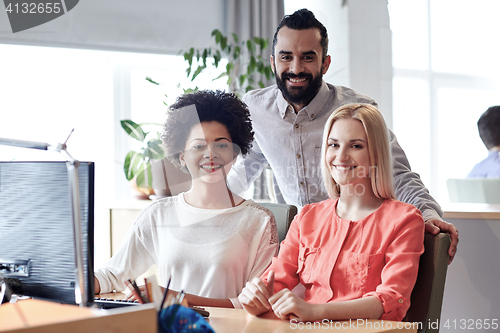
[0,298,156,333]
[92,293,417,332]
[205,307,417,333]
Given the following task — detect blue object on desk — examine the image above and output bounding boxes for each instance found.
[158,304,214,333]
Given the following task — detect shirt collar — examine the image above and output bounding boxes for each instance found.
[277,80,330,120]
[489,150,500,159]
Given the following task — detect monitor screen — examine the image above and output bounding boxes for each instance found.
[0,161,94,306]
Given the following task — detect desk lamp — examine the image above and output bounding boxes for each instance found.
[0,131,89,307]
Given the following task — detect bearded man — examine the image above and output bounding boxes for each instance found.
[227,8,458,261]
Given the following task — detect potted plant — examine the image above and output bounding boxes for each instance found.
[121,30,273,198]
[181,29,274,97]
[121,119,164,198]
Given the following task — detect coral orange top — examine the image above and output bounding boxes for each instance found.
[262,198,425,321]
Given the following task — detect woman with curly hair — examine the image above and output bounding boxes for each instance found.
[95,90,278,308]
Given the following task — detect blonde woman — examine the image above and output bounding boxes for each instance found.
[238,103,424,321]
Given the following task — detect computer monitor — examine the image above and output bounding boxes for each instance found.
[0,161,94,306]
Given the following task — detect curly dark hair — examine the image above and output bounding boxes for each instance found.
[161,90,254,173]
[478,105,500,150]
[272,8,329,62]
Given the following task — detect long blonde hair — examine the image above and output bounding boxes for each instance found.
[320,103,395,199]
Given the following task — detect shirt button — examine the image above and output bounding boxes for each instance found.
[300,182,305,186]
[367,264,371,269]
[311,114,315,118]
[294,124,299,129]
[296,154,301,158]
[399,299,404,304]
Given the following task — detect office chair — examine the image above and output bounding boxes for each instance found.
[258,202,298,243]
[446,178,500,204]
[404,233,451,333]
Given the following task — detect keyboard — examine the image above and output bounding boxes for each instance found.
[94,297,140,309]
[93,297,210,317]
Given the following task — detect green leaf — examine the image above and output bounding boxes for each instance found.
[191,65,206,81]
[252,36,262,45]
[246,40,256,54]
[145,77,160,85]
[123,151,142,181]
[214,50,221,67]
[184,48,194,66]
[121,120,146,141]
[233,46,241,60]
[232,33,239,44]
[183,87,199,94]
[246,85,254,93]
[247,56,257,74]
[212,29,222,44]
[262,39,268,50]
[239,74,247,87]
[252,37,268,51]
[147,139,165,160]
[258,81,265,88]
[221,36,228,51]
[202,49,208,66]
[135,162,153,188]
[257,61,264,72]
[213,72,229,81]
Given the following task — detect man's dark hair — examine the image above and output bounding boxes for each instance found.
[478,105,500,150]
[272,8,329,61]
[161,90,254,172]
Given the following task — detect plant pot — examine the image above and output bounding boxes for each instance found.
[129,176,154,200]
[151,158,192,199]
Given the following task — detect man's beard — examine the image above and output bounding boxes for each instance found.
[275,70,323,106]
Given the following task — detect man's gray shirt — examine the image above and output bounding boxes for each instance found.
[227,81,443,221]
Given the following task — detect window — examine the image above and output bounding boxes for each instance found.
[0,44,228,267]
[0,44,228,200]
[0,44,115,200]
[389,0,500,203]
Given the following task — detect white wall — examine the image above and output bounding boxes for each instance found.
[0,0,225,55]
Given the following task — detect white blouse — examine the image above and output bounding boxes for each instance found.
[95,193,278,306]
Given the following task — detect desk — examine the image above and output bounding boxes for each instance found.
[441,203,500,332]
[99,292,415,332]
[205,307,417,332]
[0,299,156,333]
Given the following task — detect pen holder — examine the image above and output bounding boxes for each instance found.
[158,304,214,333]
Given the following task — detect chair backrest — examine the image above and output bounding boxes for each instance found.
[446,178,500,204]
[258,202,298,243]
[405,233,451,333]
